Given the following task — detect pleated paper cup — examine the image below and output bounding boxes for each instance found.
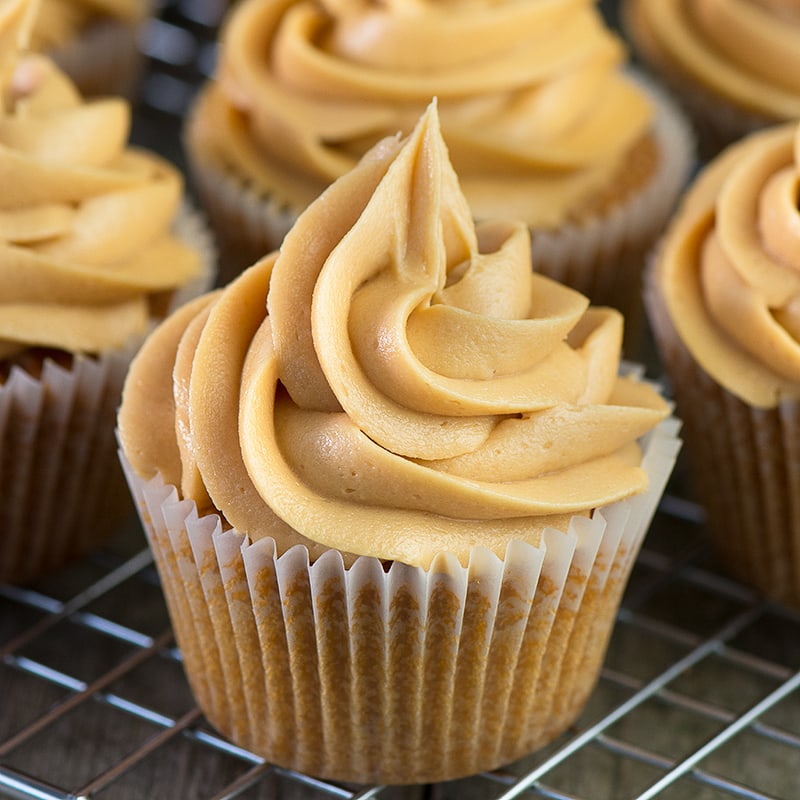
[647,284,800,609]
[0,204,216,586]
[119,413,680,785]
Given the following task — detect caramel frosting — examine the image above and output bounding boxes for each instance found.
[31,0,144,52]
[628,0,800,119]
[655,122,800,407]
[193,0,653,227]
[121,103,668,568]
[0,0,201,360]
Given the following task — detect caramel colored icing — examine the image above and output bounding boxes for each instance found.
[628,0,800,118]
[655,122,800,407]
[0,0,201,359]
[31,0,144,52]
[192,0,653,227]
[121,104,668,568]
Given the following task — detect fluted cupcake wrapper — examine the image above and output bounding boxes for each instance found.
[647,283,800,608]
[119,413,680,785]
[0,203,216,586]
[637,63,779,163]
[184,139,298,287]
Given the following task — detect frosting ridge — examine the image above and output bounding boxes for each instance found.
[0,0,201,359]
[121,103,668,568]
[655,122,800,406]
[194,0,653,226]
[629,0,800,119]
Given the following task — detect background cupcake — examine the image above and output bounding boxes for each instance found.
[28,0,149,97]
[121,103,680,784]
[185,0,693,354]
[0,0,214,584]
[646,120,800,608]
[624,0,800,159]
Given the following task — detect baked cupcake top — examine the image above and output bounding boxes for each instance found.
[0,0,201,361]
[193,0,653,227]
[122,102,669,568]
[653,121,800,407]
[31,0,145,53]
[626,0,800,120]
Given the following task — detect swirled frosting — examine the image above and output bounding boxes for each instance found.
[30,0,144,52]
[627,0,800,119]
[0,0,201,360]
[654,122,800,407]
[192,0,653,227]
[121,103,668,568]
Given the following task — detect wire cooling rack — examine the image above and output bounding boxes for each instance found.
[3,1,800,798]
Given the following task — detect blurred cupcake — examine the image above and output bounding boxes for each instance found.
[185,0,693,351]
[122,101,680,783]
[646,120,800,607]
[27,0,149,98]
[0,0,214,585]
[624,0,800,159]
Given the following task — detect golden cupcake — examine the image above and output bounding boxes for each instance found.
[624,0,800,157]
[185,0,693,349]
[0,0,214,584]
[647,119,800,607]
[122,101,680,783]
[28,0,148,97]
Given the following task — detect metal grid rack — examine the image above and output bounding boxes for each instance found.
[3,1,800,798]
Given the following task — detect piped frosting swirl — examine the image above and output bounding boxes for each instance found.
[193,0,653,227]
[0,0,201,360]
[655,121,800,407]
[121,103,668,568]
[628,0,800,119]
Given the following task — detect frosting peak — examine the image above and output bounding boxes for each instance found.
[122,103,668,568]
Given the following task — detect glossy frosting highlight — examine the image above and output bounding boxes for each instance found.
[121,103,669,568]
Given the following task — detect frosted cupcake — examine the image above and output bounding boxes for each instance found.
[185,0,693,348]
[0,0,214,584]
[26,0,148,98]
[122,101,680,783]
[624,0,800,158]
[647,120,800,607]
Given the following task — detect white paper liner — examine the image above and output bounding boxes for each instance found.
[646,278,800,608]
[184,139,299,287]
[0,203,216,585]
[49,16,146,100]
[119,412,681,784]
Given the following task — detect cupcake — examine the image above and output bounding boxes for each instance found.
[185,0,693,350]
[0,0,214,585]
[122,101,680,784]
[624,0,800,159]
[646,120,800,607]
[27,0,148,98]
